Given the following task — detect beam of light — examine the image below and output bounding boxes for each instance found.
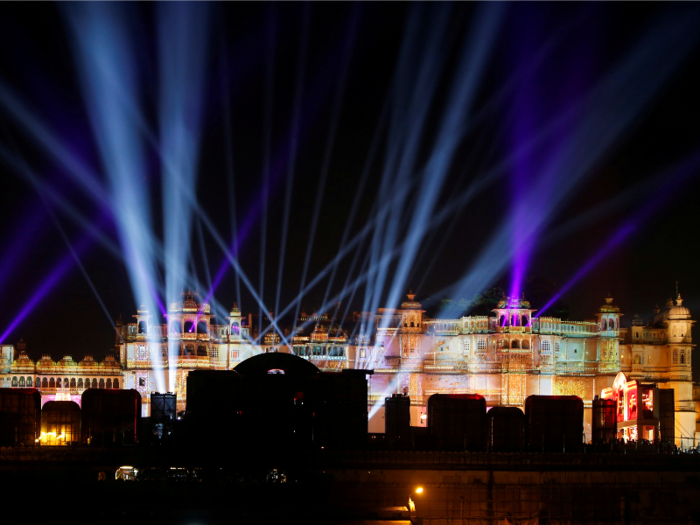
[292,5,361,326]
[157,2,212,391]
[193,203,293,349]
[377,3,505,339]
[62,3,165,392]
[2,138,123,342]
[219,34,243,313]
[371,3,700,416]
[275,3,311,320]
[204,18,360,312]
[258,4,277,332]
[358,3,456,326]
[0,215,102,344]
[0,82,112,209]
[536,151,700,317]
[437,4,700,321]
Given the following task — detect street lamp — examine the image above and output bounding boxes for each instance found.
[408,486,425,517]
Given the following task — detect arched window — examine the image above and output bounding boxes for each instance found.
[522,340,530,350]
[634,355,641,365]
[78,378,83,389]
[673,349,678,364]
[70,378,76,388]
[106,378,112,389]
[92,378,98,388]
[12,377,18,387]
[499,315,505,327]
[99,379,105,389]
[680,351,686,365]
[49,378,55,388]
[231,322,240,335]
[511,315,517,326]
[42,378,48,388]
[609,319,615,330]
[197,346,207,357]
[113,379,119,389]
[26,377,32,387]
[18,376,25,387]
[410,322,415,328]
[511,340,520,349]
[183,321,195,333]
[602,319,607,331]
[197,321,208,334]
[64,378,69,388]
[541,340,551,353]
[170,321,182,334]
[138,321,147,334]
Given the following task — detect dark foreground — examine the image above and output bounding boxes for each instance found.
[2,448,700,525]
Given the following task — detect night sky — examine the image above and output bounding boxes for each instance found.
[0,3,699,369]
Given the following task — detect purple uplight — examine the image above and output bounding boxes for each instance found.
[535,222,636,318]
[536,151,700,318]
[0,233,93,344]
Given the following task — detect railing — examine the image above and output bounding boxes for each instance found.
[555,362,585,374]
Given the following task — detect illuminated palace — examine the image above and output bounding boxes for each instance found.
[0,290,696,445]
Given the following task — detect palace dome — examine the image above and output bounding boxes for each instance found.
[668,295,691,319]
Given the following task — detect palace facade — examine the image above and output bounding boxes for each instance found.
[0,290,696,446]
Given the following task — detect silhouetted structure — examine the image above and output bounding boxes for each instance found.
[81,389,141,446]
[659,389,675,446]
[592,398,617,445]
[487,406,525,451]
[385,394,411,449]
[40,401,81,445]
[0,388,41,446]
[186,353,368,450]
[525,395,584,452]
[427,394,486,451]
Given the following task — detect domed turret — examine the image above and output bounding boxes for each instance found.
[668,294,691,320]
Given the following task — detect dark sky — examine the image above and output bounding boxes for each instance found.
[0,3,699,364]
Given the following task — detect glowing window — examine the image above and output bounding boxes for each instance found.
[360,348,366,358]
[211,348,219,359]
[541,340,551,353]
[231,322,240,335]
[477,339,486,351]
